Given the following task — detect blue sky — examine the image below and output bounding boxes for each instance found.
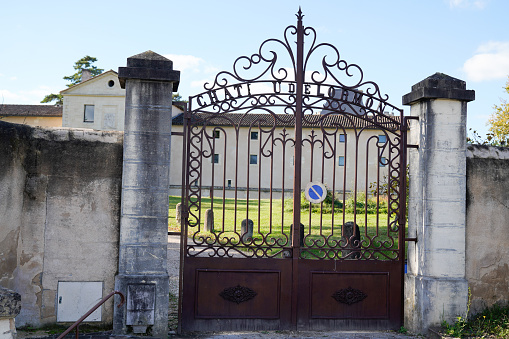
[1,0,508,136]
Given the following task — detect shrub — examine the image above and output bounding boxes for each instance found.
[284,190,387,215]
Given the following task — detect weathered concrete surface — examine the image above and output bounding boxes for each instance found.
[466,144,509,314]
[403,73,473,334]
[114,51,179,338]
[0,121,123,327]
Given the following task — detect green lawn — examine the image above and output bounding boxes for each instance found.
[168,195,402,259]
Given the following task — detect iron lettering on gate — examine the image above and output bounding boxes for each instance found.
[180,9,408,331]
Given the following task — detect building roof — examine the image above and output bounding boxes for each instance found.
[0,104,62,117]
[172,112,401,131]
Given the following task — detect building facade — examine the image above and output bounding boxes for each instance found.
[0,104,62,127]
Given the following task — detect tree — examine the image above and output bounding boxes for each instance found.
[487,77,509,146]
[62,56,104,87]
[41,56,104,105]
[172,93,183,101]
[40,93,63,106]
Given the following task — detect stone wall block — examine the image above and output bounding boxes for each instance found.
[123,107,173,134]
[423,199,465,226]
[124,81,174,108]
[121,245,168,274]
[119,217,168,244]
[422,176,465,200]
[122,162,170,189]
[121,189,170,218]
[122,133,171,163]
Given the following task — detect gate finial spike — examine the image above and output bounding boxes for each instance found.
[297,7,304,20]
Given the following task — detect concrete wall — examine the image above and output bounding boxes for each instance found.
[0,121,123,327]
[466,144,509,315]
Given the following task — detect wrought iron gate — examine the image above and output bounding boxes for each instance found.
[179,10,408,332]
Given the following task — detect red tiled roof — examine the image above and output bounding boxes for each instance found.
[0,104,62,117]
[172,112,401,131]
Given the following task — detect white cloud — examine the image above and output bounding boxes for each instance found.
[448,0,489,9]
[164,54,208,73]
[0,86,58,104]
[0,89,22,102]
[190,79,211,89]
[463,42,509,82]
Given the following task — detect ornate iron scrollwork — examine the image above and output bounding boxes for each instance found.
[219,285,257,304]
[332,286,367,305]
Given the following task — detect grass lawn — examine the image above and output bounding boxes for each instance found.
[168,195,402,259]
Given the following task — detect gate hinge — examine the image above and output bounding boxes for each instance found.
[406,144,419,149]
[405,237,417,242]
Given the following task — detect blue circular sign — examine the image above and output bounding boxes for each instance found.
[305,182,327,204]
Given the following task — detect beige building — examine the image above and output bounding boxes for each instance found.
[59,70,394,199]
[0,104,62,127]
[170,113,396,199]
[61,70,184,131]
[61,70,126,131]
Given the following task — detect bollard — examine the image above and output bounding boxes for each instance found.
[342,221,360,259]
[176,202,182,224]
[241,219,254,243]
[204,209,214,232]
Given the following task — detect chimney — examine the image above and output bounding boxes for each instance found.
[81,69,92,82]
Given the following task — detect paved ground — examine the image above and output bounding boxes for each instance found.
[17,330,421,338]
[168,330,421,338]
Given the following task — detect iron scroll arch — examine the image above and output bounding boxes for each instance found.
[183,9,407,261]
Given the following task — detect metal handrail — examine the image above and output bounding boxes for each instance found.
[57,290,125,339]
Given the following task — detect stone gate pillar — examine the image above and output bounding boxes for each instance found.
[402,73,474,333]
[114,51,180,337]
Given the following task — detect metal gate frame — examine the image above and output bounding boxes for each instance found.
[179,9,409,332]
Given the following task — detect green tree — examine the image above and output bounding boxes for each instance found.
[40,93,63,106]
[41,56,104,105]
[62,56,103,87]
[172,93,183,101]
[488,77,509,146]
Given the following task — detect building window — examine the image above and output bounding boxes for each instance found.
[212,154,219,164]
[251,131,258,140]
[338,156,345,166]
[108,80,115,87]
[213,130,220,139]
[249,154,258,165]
[339,134,345,142]
[378,135,387,144]
[84,105,94,122]
[380,157,388,167]
[227,179,232,188]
